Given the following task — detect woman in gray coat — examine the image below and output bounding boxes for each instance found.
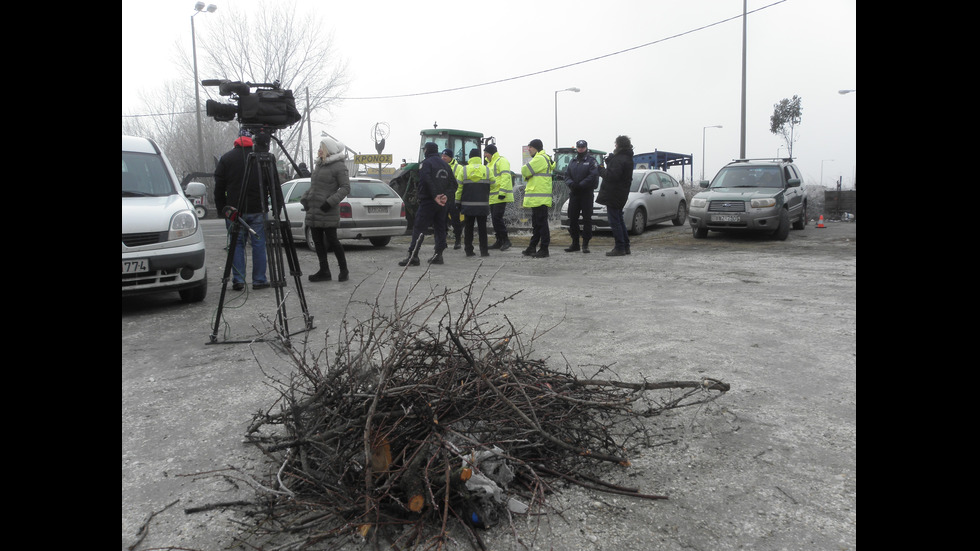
[301,137,351,282]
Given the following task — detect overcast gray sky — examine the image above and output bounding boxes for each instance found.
[122,0,856,188]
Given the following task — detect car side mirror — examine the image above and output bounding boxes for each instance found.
[786,178,801,188]
[184,182,207,197]
[699,180,710,188]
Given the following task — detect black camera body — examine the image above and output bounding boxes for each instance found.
[202,79,302,130]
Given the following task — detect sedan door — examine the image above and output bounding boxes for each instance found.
[655,172,684,220]
[281,179,311,243]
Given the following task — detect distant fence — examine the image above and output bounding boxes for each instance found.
[823,191,856,220]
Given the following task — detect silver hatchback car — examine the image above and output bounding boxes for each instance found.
[560,169,688,235]
[282,177,407,249]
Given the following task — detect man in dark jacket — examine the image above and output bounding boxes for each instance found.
[563,139,599,253]
[596,135,634,256]
[400,142,456,266]
[214,134,285,290]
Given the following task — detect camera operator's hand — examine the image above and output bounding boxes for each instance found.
[320,202,332,213]
[222,206,240,221]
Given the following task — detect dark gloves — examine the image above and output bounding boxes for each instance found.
[222,205,239,221]
[320,202,332,213]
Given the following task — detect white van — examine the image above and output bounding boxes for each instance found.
[122,135,208,302]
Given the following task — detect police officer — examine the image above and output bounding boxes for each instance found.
[457,148,493,256]
[563,139,599,253]
[484,144,514,251]
[441,149,465,249]
[520,139,554,258]
[399,142,455,266]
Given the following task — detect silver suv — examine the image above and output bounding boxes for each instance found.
[689,158,807,240]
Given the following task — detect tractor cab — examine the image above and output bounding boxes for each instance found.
[389,127,492,230]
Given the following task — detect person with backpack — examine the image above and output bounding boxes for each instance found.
[399,142,456,266]
[563,139,599,253]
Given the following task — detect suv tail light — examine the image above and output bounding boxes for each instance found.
[339,202,352,218]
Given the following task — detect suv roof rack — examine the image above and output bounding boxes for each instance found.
[731,157,794,163]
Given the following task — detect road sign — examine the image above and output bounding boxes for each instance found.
[355,154,393,164]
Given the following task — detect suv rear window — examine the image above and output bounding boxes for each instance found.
[122,152,177,197]
[710,166,783,188]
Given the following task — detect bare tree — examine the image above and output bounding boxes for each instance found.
[198,0,350,166]
[124,0,349,191]
[769,95,803,157]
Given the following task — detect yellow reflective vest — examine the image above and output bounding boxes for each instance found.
[457,156,492,216]
[487,153,514,205]
[520,151,554,208]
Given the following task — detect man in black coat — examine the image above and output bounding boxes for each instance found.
[213,134,285,290]
[596,135,634,256]
[400,142,456,266]
[563,139,599,253]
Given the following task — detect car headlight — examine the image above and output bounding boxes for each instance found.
[169,209,199,240]
[750,198,776,208]
[691,197,706,208]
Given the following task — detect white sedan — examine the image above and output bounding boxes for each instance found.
[281,177,407,249]
[560,169,688,235]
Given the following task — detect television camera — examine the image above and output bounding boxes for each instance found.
[202,79,302,130]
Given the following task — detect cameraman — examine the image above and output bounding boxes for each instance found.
[214,131,284,291]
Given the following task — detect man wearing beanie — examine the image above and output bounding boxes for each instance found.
[214,132,284,290]
[400,142,456,266]
[484,143,514,251]
[457,148,493,257]
[520,139,555,258]
[440,149,465,249]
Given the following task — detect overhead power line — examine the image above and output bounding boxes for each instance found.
[333,1,786,100]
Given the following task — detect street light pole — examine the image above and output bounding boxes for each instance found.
[702,125,722,181]
[192,2,217,171]
[554,87,580,149]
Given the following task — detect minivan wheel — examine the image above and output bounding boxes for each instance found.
[194,205,207,219]
[179,275,208,303]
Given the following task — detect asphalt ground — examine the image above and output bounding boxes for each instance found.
[122,218,856,550]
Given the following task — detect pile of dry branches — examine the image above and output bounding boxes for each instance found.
[204,266,729,550]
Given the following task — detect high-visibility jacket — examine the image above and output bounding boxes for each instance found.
[520,151,554,208]
[487,153,514,205]
[456,156,492,216]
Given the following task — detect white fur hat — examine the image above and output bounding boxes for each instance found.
[320,137,344,156]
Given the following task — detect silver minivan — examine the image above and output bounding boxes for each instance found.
[122,135,208,302]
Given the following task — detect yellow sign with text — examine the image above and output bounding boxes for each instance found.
[355,154,392,164]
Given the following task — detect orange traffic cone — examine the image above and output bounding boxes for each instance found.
[816,215,826,228]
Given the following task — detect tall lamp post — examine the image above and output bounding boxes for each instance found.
[554,87,580,149]
[701,125,722,181]
[192,2,217,171]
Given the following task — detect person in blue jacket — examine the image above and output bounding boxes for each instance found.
[399,142,456,266]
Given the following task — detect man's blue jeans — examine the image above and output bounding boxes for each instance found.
[225,212,268,284]
[607,208,630,252]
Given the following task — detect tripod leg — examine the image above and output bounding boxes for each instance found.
[209,222,243,343]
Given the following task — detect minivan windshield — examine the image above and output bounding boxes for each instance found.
[710,166,782,189]
[122,152,177,197]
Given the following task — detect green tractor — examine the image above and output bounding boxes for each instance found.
[389,127,493,231]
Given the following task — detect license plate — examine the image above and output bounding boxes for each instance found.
[711,214,741,222]
[123,258,149,274]
[366,206,388,214]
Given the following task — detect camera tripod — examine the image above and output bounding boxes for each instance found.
[208,127,314,346]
